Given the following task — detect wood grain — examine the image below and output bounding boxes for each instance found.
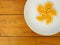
[0,37,60,45]
[0,15,39,36]
[0,0,26,14]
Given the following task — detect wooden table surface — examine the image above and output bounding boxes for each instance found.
[0,0,60,45]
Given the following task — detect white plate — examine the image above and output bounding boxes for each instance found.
[24,0,60,36]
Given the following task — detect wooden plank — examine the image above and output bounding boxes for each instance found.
[0,15,59,36]
[0,37,60,45]
[0,37,9,45]
[36,37,60,45]
[9,37,36,45]
[0,0,26,14]
[0,15,39,36]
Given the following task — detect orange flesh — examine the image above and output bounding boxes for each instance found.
[46,15,52,24]
[44,2,53,10]
[37,5,44,13]
[47,9,56,16]
[36,2,57,24]
[36,15,45,21]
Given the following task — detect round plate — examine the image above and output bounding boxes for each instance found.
[24,0,60,36]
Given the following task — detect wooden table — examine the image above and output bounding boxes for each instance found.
[0,0,60,45]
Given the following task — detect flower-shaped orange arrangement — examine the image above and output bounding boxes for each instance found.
[36,2,57,24]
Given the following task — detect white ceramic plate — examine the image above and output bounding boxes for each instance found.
[24,0,60,36]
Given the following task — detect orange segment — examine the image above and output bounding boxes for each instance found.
[36,2,56,25]
[46,15,52,24]
[36,15,45,21]
[47,9,57,16]
[37,5,44,13]
[44,2,53,10]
